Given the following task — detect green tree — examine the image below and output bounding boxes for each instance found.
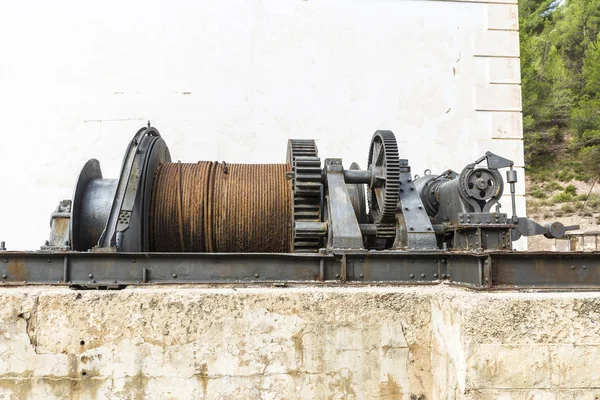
[520,0,600,177]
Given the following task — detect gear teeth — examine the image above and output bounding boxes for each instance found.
[287,140,323,252]
[376,224,396,239]
[367,131,401,233]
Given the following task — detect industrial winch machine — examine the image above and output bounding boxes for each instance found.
[1,126,599,289]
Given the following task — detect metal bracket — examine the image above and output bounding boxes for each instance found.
[457,213,508,226]
[393,160,438,250]
[41,200,72,251]
[324,159,364,249]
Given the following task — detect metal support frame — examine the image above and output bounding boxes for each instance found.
[97,126,170,252]
[393,160,438,249]
[1,250,600,290]
[324,159,364,249]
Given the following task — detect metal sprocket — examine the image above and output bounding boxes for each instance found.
[367,130,400,237]
[287,139,323,252]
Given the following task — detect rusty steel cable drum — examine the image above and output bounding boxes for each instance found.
[150,162,214,252]
[209,163,292,252]
[149,161,292,253]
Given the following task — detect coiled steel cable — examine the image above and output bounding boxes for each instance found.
[150,162,214,252]
[150,161,292,252]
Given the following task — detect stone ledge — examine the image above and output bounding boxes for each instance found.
[0,286,598,398]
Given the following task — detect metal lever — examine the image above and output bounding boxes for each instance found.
[514,218,580,239]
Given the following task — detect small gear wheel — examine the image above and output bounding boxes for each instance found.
[367,130,400,237]
[287,139,323,252]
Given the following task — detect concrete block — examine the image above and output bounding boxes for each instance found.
[474,31,520,57]
[0,287,436,399]
[487,4,519,31]
[551,345,600,388]
[466,344,552,388]
[2,287,600,398]
[475,111,523,139]
[475,84,522,112]
[474,57,521,85]
[489,58,521,84]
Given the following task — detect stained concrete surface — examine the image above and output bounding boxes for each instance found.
[0,286,598,399]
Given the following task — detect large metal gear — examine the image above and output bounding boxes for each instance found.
[367,130,401,237]
[287,139,323,252]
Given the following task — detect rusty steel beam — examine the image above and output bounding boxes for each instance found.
[0,251,599,289]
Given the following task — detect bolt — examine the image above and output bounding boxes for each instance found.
[571,265,576,270]
[47,259,51,263]
[335,274,340,279]
[408,178,412,182]
[88,274,93,279]
[421,273,426,278]
[2,259,6,263]
[359,273,364,278]
[409,274,414,279]
[418,205,423,209]
[427,227,431,231]
[410,259,414,263]
[409,226,414,230]
[131,259,136,263]
[410,187,414,191]
[172,273,178,278]
[433,273,439,278]
[583,265,587,269]
[254,273,260,278]
[1,274,6,279]
[404,207,409,211]
[359,258,364,263]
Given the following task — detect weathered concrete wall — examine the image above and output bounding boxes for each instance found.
[0,0,525,251]
[432,291,600,399]
[1,286,599,399]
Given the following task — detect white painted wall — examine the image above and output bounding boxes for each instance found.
[0,0,523,250]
